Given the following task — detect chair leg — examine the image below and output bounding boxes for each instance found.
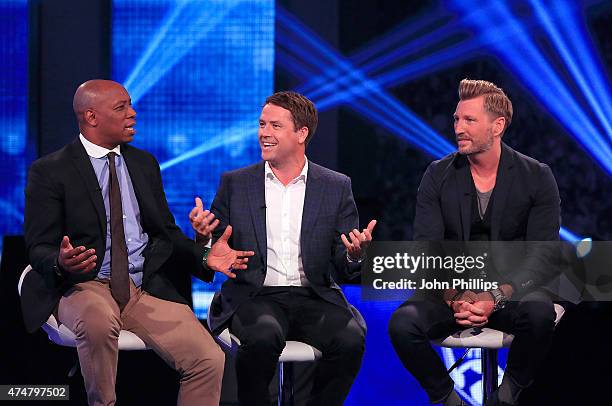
[447,348,472,373]
[68,362,79,378]
[68,352,79,377]
[481,348,498,405]
[278,361,294,406]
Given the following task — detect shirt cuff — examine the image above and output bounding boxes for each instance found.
[346,252,365,264]
[201,246,211,269]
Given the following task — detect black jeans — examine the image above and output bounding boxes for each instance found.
[230,286,365,406]
[388,290,556,403]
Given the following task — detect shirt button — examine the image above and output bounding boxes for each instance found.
[127,238,132,242]
[123,214,127,219]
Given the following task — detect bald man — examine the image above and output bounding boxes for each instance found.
[22,80,253,405]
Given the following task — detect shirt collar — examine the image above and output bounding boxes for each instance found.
[79,133,121,159]
[265,158,308,184]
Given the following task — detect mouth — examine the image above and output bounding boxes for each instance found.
[260,140,278,150]
[125,122,136,135]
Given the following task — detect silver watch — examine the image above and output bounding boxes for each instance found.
[489,288,507,312]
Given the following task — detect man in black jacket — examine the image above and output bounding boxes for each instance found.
[23,79,253,406]
[388,79,561,406]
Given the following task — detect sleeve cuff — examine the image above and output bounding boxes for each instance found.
[346,252,365,264]
[201,246,211,270]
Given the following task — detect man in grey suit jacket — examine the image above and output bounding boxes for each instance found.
[192,91,376,406]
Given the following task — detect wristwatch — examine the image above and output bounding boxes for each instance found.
[53,261,65,278]
[489,288,507,312]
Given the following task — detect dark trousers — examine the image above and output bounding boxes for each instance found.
[230,286,365,406]
[388,290,556,403]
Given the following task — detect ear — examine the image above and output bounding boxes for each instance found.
[297,126,309,145]
[492,116,505,137]
[84,109,97,127]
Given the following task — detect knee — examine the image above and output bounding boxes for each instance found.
[72,303,121,340]
[178,331,226,375]
[203,345,225,380]
[238,324,285,355]
[194,341,225,369]
[388,304,422,344]
[517,300,556,336]
[332,321,365,356]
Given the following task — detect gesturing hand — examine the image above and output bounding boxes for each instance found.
[189,197,220,245]
[58,236,97,273]
[207,226,255,279]
[341,219,377,261]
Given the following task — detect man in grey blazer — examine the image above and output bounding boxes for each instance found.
[192,91,376,405]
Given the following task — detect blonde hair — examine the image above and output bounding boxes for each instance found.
[459,79,513,133]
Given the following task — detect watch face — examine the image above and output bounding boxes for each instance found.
[492,289,506,311]
[494,296,507,311]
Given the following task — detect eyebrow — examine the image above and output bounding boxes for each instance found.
[114,99,131,107]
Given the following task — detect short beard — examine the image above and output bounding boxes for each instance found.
[458,129,494,155]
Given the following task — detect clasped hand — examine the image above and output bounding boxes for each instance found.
[451,291,494,327]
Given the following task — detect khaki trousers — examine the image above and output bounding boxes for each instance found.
[57,278,224,406]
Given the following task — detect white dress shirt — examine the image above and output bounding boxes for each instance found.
[263,159,309,286]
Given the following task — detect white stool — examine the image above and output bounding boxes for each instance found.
[207,305,322,406]
[432,303,565,405]
[18,265,149,376]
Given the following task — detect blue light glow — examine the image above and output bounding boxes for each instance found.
[279,0,612,179]
[529,0,612,139]
[298,5,544,112]
[553,0,612,143]
[123,0,248,104]
[559,227,583,242]
[113,0,274,319]
[448,0,612,175]
[0,0,29,247]
[277,7,455,158]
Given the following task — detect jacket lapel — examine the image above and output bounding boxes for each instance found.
[69,140,106,236]
[490,143,516,240]
[120,145,150,223]
[300,162,324,268]
[454,155,473,241]
[247,162,267,266]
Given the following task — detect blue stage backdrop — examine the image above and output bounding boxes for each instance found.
[112,0,274,318]
[0,0,30,260]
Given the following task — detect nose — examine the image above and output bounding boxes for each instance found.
[259,124,270,138]
[454,120,463,135]
[127,105,136,118]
